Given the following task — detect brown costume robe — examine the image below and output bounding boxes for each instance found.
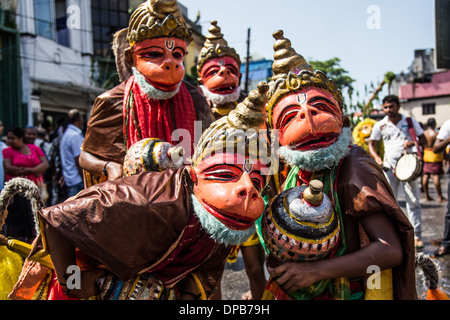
[335,146,417,300]
[10,168,231,299]
[81,81,213,185]
[268,146,417,300]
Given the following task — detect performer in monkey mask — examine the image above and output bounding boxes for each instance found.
[79,0,212,187]
[261,30,417,300]
[197,20,245,120]
[7,83,274,301]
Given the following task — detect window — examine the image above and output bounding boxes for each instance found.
[422,103,436,115]
[92,0,130,58]
[55,0,69,46]
[34,0,54,40]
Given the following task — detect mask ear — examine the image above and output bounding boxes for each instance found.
[189,167,198,184]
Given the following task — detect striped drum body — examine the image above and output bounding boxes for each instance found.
[262,181,340,262]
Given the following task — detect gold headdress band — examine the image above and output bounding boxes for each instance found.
[197,20,241,77]
[266,30,344,128]
[127,0,192,47]
[192,82,269,166]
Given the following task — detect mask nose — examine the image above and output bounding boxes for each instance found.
[236,174,259,201]
[296,105,320,133]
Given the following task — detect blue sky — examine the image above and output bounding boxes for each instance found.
[180,0,435,107]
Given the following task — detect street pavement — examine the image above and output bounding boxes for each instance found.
[221,172,450,300]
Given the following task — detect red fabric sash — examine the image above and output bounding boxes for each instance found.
[123,76,197,153]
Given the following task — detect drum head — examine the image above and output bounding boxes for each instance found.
[395,154,421,182]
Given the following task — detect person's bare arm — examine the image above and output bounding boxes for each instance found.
[3,158,26,176]
[44,221,104,299]
[368,140,383,166]
[433,137,450,154]
[79,150,123,180]
[24,156,49,176]
[267,211,403,293]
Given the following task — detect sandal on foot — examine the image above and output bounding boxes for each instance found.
[434,246,450,257]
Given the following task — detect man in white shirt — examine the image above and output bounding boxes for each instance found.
[433,119,450,256]
[369,95,426,248]
[60,109,85,198]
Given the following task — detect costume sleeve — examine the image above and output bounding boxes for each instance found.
[39,168,191,281]
[81,83,126,164]
[337,146,417,300]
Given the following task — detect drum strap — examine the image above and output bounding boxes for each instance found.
[406,117,423,160]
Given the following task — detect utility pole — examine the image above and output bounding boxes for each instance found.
[244,27,251,93]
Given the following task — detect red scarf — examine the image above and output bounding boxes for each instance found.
[123,76,197,153]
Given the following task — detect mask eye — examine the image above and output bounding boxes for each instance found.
[276,105,301,129]
[139,51,163,59]
[203,169,239,182]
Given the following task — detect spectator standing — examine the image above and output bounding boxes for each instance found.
[0,120,7,190]
[2,127,49,243]
[35,127,54,205]
[60,109,84,197]
[23,125,37,145]
[368,95,427,249]
[432,119,450,257]
[422,118,447,202]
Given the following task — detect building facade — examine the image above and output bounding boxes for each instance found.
[396,49,450,128]
[10,0,204,131]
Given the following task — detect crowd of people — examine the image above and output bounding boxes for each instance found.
[0,109,85,243]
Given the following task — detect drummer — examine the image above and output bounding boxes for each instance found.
[368,95,426,249]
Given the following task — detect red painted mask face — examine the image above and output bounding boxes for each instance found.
[200,57,240,95]
[192,153,266,231]
[131,37,187,92]
[272,87,343,151]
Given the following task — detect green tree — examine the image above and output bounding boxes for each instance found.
[308,57,355,114]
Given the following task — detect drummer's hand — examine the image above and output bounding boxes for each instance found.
[403,140,414,149]
[374,156,383,166]
[105,162,123,181]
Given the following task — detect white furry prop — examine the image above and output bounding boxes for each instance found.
[278,127,353,172]
[199,85,241,106]
[132,67,181,100]
[191,194,256,246]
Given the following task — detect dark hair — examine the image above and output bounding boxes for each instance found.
[382,95,400,105]
[427,118,436,127]
[7,127,25,139]
[68,109,82,124]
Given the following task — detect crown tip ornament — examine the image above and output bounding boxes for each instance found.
[193,82,270,165]
[127,0,192,47]
[197,20,241,74]
[266,30,344,127]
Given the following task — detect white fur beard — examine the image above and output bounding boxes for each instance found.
[132,67,181,100]
[199,85,241,105]
[191,194,256,246]
[278,127,353,172]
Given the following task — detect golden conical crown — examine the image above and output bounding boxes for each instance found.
[197,21,241,75]
[127,0,192,46]
[266,30,343,128]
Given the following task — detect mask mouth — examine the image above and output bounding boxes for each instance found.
[291,134,339,151]
[200,199,254,231]
[144,77,181,92]
[209,84,238,95]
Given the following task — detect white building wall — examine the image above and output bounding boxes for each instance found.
[401,96,450,128]
[16,0,98,124]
